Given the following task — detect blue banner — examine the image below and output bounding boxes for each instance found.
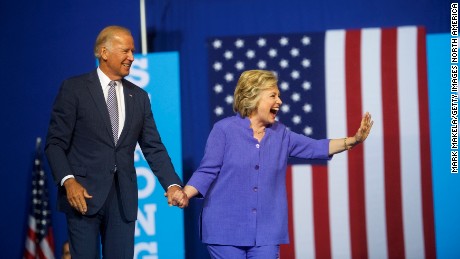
[126,52,184,259]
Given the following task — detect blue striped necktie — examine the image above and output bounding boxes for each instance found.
[107,81,119,145]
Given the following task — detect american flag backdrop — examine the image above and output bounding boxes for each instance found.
[207,26,436,258]
[24,138,55,259]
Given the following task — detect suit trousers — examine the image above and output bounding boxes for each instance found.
[66,174,135,259]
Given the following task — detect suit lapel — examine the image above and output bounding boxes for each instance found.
[86,71,115,145]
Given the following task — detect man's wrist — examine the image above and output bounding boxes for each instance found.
[167,184,182,189]
[61,175,75,186]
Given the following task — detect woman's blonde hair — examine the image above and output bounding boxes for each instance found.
[233,70,278,117]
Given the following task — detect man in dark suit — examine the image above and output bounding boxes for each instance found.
[45,25,188,258]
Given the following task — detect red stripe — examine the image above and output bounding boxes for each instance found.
[24,227,36,259]
[345,29,369,259]
[417,26,437,259]
[24,250,35,259]
[312,165,331,259]
[381,28,406,258]
[24,225,55,259]
[46,228,56,258]
[280,166,295,258]
[38,247,46,259]
[38,233,55,259]
[27,226,37,241]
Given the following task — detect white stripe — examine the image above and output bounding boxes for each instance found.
[397,26,425,259]
[361,28,389,259]
[28,215,36,231]
[325,29,352,259]
[292,165,315,259]
[25,237,36,257]
[41,238,56,259]
[25,216,37,256]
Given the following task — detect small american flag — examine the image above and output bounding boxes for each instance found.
[208,26,436,258]
[24,138,55,259]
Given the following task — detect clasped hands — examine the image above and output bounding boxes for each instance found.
[164,185,189,208]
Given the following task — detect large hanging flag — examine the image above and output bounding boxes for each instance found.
[24,138,55,259]
[207,26,435,259]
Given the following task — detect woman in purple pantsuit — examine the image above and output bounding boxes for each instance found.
[183,70,373,259]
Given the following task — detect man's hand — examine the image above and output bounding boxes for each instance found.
[164,185,189,208]
[63,178,92,214]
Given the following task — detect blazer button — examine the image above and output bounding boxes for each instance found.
[255,165,259,170]
[253,187,258,192]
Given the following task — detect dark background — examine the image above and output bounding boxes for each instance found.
[0,0,450,258]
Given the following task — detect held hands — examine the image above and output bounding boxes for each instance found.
[64,178,92,215]
[164,185,189,209]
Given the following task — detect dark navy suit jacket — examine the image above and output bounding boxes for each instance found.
[45,70,182,221]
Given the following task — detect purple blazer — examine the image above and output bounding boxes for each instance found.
[187,114,331,246]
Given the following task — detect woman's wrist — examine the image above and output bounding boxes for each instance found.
[344,136,359,151]
[183,185,198,199]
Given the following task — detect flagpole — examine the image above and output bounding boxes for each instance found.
[140,0,147,55]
